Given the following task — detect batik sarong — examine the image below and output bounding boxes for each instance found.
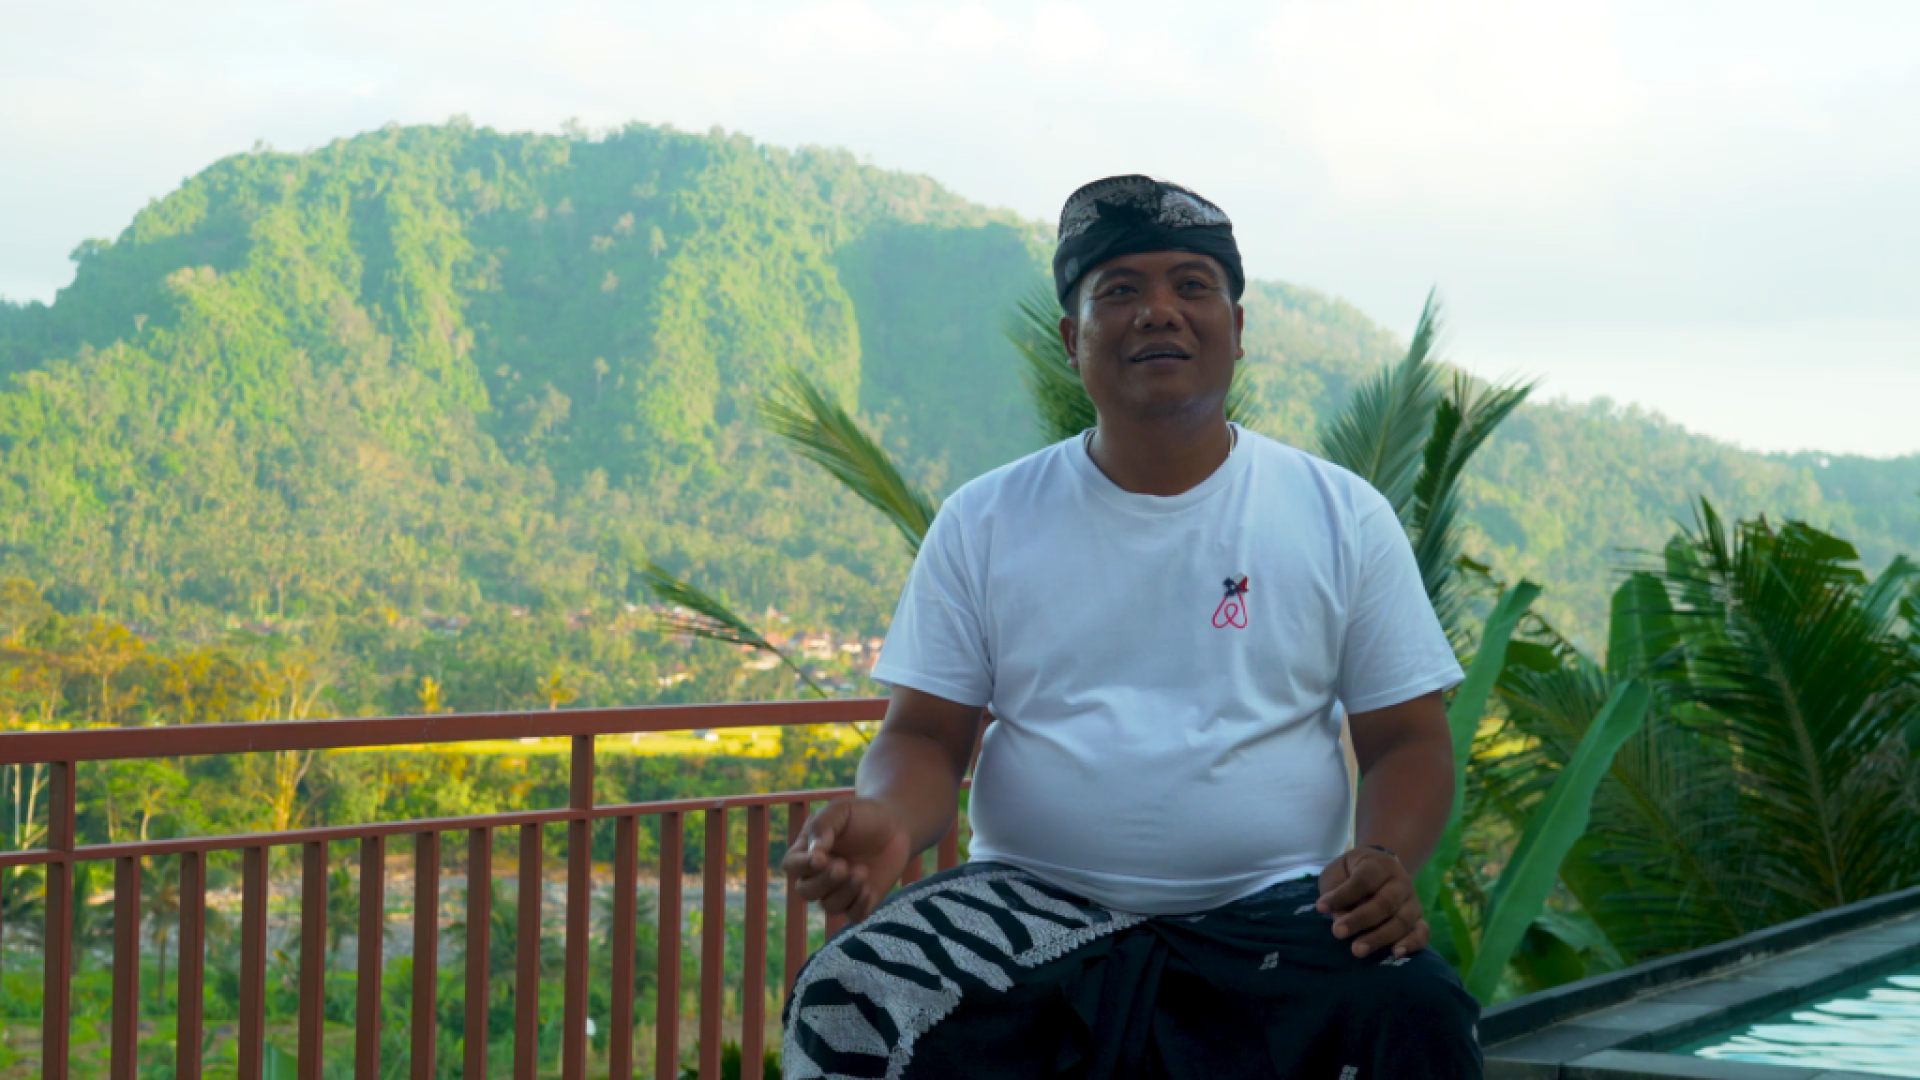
[782,862,1481,1080]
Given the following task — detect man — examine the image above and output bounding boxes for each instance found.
[780,175,1481,1079]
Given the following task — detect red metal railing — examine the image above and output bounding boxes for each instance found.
[0,698,968,1080]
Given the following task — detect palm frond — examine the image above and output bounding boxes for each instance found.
[1863,553,1918,626]
[1409,371,1534,633]
[1662,501,1920,919]
[1003,282,1260,446]
[1494,650,1756,959]
[1006,287,1098,445]
[637,562,827,698]
[759,366,938,554]
[1316,289,1449,517]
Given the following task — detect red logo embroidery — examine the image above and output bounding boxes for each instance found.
[1212,575,1250,628]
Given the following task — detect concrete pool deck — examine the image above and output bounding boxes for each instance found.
[1483,884,1920,1079]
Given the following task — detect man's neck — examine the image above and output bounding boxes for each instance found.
[1086,413,1235,497]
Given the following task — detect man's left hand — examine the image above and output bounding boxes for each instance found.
[1316,847,1428,959]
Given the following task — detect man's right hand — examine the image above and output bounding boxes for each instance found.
[781,797,913,923]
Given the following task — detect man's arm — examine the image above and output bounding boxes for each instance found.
[780,685,981,922]
[1317,689,1453,958]
[857,685,982,849]
[1349,689,1453,871]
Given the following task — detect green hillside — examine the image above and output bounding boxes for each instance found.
[0,119,1913,711]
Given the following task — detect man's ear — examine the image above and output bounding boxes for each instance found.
[1233,301,1246,359]
[1059,312,1081,370]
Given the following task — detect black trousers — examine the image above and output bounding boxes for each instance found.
[783,862,1482,1080]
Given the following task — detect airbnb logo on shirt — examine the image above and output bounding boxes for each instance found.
[1212,575,1250,629]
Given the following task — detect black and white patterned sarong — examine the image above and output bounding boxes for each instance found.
[782,862,1480,1080]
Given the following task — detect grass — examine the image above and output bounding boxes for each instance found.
[329,726,868,760]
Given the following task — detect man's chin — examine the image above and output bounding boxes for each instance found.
[1109,392,1231,425]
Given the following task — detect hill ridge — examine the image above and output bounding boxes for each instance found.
[0,120,1911,708]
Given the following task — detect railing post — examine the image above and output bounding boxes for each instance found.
[413,831,442,1080]
[562,735,593,1080]
[609,815,638,1080]
[300,841,328,1080]
[110,853,142,1080]
[465,827,493,1080]
[238,845,269,1080]
[655,811,683,1080]
[40,759,74,1080]
[177,850,207,1080]
[783,801,808,996]
[699,807,726,1080]
[514,824,542,1080]
[741,805,769,1077]
[357,834,387,1080]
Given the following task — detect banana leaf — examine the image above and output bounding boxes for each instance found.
[1415,579,1540,913]
[1606,571,1683,681]
[1464,678,1650,1002]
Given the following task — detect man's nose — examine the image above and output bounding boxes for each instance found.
[1132,283,1186,329]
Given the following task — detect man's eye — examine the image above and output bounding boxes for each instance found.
[1103,284,1135,298]
[1181,278,1211,291]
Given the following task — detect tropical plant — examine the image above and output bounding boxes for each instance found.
[1484,502,1920,970]
[638,563,827,698]
[1663,504,1920,914]
[758,367,937,555]
[1413,579,1651,1003]
[1312,291,1534,639]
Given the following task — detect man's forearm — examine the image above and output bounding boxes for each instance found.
[1352,732,1453,874]
[855,727,966,854]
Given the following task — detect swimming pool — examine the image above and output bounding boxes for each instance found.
[1677,965,1920,1076]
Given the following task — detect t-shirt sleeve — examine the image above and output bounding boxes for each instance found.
[869,502,994,707]
[1335,489,1465,714]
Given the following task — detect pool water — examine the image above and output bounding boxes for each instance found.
[1677,967,1920,1077]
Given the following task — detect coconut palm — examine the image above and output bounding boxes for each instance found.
[1489,503,1920,964]
[757,366,936,556]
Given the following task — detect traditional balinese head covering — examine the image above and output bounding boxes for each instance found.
[1052,175,1245,307]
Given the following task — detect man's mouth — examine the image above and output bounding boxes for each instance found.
[1128,344,1192,363]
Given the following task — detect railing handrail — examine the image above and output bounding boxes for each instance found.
[0,785,861,867]
[0,695,889,765]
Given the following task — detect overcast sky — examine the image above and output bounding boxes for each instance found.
[4,0,1917,457]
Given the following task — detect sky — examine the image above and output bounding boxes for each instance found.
[4,0,1917,457]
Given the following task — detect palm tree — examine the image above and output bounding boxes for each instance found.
[1489,502,1920,963]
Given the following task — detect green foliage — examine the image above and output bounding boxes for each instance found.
[1473,507,1920,987]
[1318,291,1449,516]
[1463,678,1648,1002]
[1664,502,1920,914]
[759,367,936,555]
[1316,292,1535,639]
[639,560,825,697]
[1415,581,1540,914]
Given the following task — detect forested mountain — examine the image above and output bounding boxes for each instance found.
[0,119,1913,719]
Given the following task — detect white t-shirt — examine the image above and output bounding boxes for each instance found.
[871,426,1463,915]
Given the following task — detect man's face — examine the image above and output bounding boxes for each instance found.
[1059,249,1244,426]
